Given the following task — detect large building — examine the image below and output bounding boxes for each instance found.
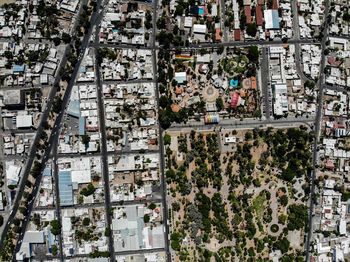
[264,10,280,29]
[272,84,288,116]
[59,171,74,206]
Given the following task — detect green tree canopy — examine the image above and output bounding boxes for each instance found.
[164,133,171,145]
[246,23,257,37]
[50,220,61,235]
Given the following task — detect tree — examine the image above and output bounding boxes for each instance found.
[61,33,72,44]
[52,37,61,46]
[82,217,90,226]
[13,218,21,226]
[104,227,111,237]
[174,4,184,16]
[247,46,259,63]
[148,202,157,210]
[145,10,152,29]
[172,202,180,212]
[52,96,62,113]
[19,207,27,215]
[304,80,315,89]
[245,131,253,141]
[81,134,90,145]
[89,250,110,258]
[216,46,224,54]
[159,95,169,109]
[170,232,182,251]
[31,161,43,179]
[279,195,288,206]
[343,12,350,22]
[287,204,308,230]
[273,237,290,254]
[159,109,172,129]
[50,220,61,235]
[216,97,224,111]
[51,245,58,256]
[143,214,150,223]
[163,133,171,145]
[246,23,257,37]
[80,183,95,196]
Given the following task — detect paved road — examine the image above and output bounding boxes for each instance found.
[260,47,271,120]
[0,85,52,91]
[220,0,227,43]
[186,38,319,49]
[327,35,350,40]
[291,0,313,83]
[169,116,314,130]
[1,129,36,134]
[151,0,171,260]
[52,131,64,260]
[322,83,348,92]
[34,197,162,211]
[0,22,74,259]
[95,39,320,51]
[305,2,331,261]
[91,1,117,261]
[8,0,102,259]
[102,79,155,85]
[33,247,166,261]
[95,35,116,262]
[56,148,160,158]
[92,43,154,50]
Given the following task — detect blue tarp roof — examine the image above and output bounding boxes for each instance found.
[12,64,25,73]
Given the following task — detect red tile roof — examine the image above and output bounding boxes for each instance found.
[230,92,240,108]
[272,0,279,9]
[256,5,263,26]
[234,29,240,41]
[215,28,222,42]
[244,6,252,24]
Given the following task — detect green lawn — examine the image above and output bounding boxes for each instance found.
[252,192,266,219]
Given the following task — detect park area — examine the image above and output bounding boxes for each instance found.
[157,47,261,129]
[164,126,312,262]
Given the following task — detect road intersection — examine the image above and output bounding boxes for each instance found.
[0,1,334,261]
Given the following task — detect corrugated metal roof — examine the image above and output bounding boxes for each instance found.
[59,170,74,206]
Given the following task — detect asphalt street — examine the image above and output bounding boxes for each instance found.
[52,130,64,261]
[33,197,162,212]
[0,22,72,259]
[0,0,337,260]
[323,83,348,92]
[305,1,331,261]
[260,47,271,120]
[94,9,116,260]
[151,0,171,259]
[169,116,314,130]
[292,0,313,83]
[34,247,166,261]
[56,148,160,159]
[8,0,103,259]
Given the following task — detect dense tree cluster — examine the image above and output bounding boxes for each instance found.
[287,204,308,231]
[80,183,96,197]
[166,127,311,260]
